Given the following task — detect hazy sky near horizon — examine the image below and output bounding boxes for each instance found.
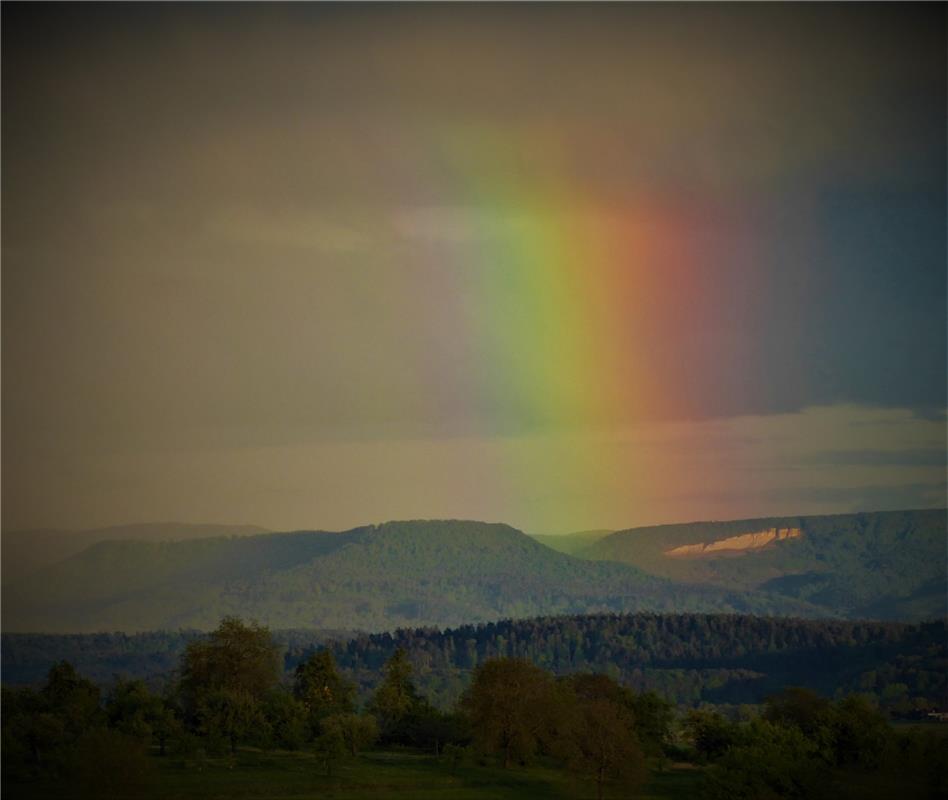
[3,3,945,534]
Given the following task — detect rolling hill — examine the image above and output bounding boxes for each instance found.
[528,529,614,555]
[3,511,942,633]
[3,520,815,633]
[1,522,269,585]
[578,509,947,620]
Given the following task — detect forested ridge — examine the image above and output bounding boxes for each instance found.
[5,613,945,715]
[2,521,822,633]
[5,511,945,633]
[579,509,946,621]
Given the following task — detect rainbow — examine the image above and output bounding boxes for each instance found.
[400,128,763,524]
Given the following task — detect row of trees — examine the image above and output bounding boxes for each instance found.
[3,617,671,797]
[313,614,946,714]
[6,613,944,714]
[686,687,948,799]
[462,659,666,798]
[4,616,946,799]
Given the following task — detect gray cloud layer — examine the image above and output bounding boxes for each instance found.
[2,4,945,530]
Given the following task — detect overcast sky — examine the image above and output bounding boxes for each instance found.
[3,3,945,534]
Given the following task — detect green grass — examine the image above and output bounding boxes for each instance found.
[640,766,705,799]
[3,749,704,800]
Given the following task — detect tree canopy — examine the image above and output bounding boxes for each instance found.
[180,617,281,707]
[462,658,554,768]
[294,649,355,737]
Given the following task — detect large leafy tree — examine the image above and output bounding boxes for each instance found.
[556,674,646,799]
[293,650,355,738]
[625,690,674,760]
[461,657,553,768]
[41,661,102,738]
[179,617,281,753]
[106,678,180,756]
[320,713,379,757]
[685,709,740,763]
[196,688,261,755]
[180,617,281,705]
[829,695,893,769]
[368,648,425,741]
[2,687,66,774]
[260,688,308,751]
[763,687,833,740]
[2,661,104,778]
[560,697,646,800]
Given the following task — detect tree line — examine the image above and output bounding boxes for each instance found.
[311,613,945,714]
[4,613,945,715]
[1,617,666,798]
[4,616,946,799]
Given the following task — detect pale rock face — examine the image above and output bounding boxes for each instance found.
[664,528,802,557]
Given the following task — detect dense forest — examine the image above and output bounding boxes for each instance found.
[581,509,947,621]
[5,613,945,715]
[5,512,944,634]
[4,520,823,633]
[3,617,946,800]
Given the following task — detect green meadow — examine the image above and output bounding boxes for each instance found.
[6,749,702,800]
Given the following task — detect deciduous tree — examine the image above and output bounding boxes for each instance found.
[320,713,378,757]
[179,617,280,753]
[461,658,553,768]
[368,648,424,741]
[293,650,355,738]
[559,696,646,800]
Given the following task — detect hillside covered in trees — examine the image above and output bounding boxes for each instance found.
[3,521,822,633]
[529,530,614,555]
[1,523,269,587]
[5,511,945,633]
[4,613,945,716]
[578,509,946,620]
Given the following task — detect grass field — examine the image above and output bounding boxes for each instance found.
[3,749,705,800]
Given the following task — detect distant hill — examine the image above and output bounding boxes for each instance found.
[530,529,614,555]
[1,523,269,584]
[4,512,942,633]
[579,509,947,621]
[2,520,816,633]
